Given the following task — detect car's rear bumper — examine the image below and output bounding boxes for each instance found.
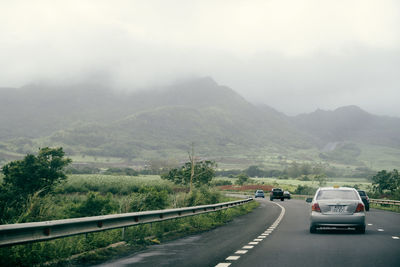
[310,212,365,227]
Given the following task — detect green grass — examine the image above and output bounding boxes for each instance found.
[0,197,259,266]
[1,172,262,266]
[59,174,174,195]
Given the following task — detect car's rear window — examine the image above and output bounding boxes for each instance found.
[316,190,359,200]
[358,191,366,196]
[256,190,264,193]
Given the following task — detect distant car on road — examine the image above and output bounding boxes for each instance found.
[357,190,370,211]
[283,191,291,199]
[254,190,265,198]
[306,187,366,233]
[270,188,284,201]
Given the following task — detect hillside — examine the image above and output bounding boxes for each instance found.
[294,106,400,148]
[1,78,400,170]
[0,78,308,161]
[293,106,400,167]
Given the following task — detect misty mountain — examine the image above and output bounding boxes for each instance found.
[1,77,400,167]
[0,78,309,159]
[293,106,400,148]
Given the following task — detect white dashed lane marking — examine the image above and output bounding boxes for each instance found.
[377,228,384,232]
[392,236,399,240]
[215,201,285,267]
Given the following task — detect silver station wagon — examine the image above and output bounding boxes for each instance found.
[306,187,366,233]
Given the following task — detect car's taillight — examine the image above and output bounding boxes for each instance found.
[355,203,365,213]
[312,203,321,212]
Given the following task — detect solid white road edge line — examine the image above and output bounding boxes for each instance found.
[216,200,286,267]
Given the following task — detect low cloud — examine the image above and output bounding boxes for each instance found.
[0,0,399,116]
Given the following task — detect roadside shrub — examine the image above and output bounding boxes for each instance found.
[236,173,249,185]
[184,186,221,207]
[70,192,118,217]
[210,179,232,186]
[293,185,316,195]
[130,187,169,211]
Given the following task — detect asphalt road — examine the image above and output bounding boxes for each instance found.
[96,198,400,267]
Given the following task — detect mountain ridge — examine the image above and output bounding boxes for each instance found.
[1,77,400,169]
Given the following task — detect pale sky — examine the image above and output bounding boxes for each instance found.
[1,0,399,116]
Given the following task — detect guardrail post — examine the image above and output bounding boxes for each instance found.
[122,227,126,240]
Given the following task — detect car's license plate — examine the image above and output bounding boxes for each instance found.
[332,205,344,212]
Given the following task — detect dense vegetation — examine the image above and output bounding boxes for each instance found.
[0,147,71,224]
[370,169,400,200]
[0,149,257,266]
[161,160,216,188]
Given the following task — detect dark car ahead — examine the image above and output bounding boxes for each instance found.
[283,191,291,199]
[270,188,284,201]
[357,190,370,211]
[255,190,265,198]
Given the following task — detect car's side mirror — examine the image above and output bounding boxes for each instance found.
[306,198,313,203]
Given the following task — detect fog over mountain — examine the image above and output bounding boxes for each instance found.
[1,77,400,170]
[1,1,399,116]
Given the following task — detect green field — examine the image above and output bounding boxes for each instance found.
[61,174,173,195]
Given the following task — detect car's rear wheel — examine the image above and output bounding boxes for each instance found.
[309,225,317,233]
[365,205,369,211]
[270,198,273,201]
[281,198,284,201]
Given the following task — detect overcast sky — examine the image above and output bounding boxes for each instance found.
[1,0,399,116]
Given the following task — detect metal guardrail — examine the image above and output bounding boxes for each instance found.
[370,199,400,206]
[0,198,252,247]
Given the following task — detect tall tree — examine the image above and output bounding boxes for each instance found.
[161,160,216,188]
[0,147,71,223]
[372,169,400,194]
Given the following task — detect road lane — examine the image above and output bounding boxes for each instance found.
[235,199,400,267]
[95,199,281,267]
[94,198,400,267]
